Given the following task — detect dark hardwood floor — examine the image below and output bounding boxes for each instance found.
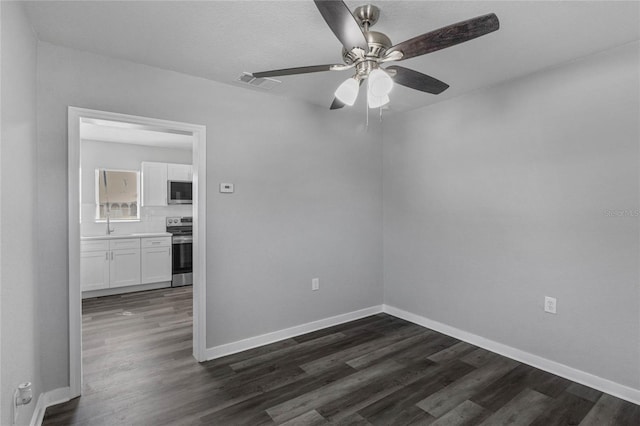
[44,286,639,425]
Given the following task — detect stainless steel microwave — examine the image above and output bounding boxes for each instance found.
[167,180,192,204]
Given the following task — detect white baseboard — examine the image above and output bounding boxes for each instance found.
[82,282,170,299]
[205,305,384,360]
[30,387,70,426]
[383,304,640,405]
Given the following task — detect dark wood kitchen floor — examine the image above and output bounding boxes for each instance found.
[43,286,639,425]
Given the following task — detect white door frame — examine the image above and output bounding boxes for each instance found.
[67,107,207,398]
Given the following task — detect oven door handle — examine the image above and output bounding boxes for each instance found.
[172,236,193,244]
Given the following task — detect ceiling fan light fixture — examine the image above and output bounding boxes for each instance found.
[367,68,393,97]
[334,77,360,106]
[252,1,499,112]
[368,93,390,109]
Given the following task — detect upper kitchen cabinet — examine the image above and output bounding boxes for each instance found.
[167,163,192,182]
[141,161,168,206]
[141,162,193,206]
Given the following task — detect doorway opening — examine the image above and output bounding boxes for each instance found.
[68,108,207,398]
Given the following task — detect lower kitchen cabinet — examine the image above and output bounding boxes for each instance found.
[109,247,142,288]
[141,237,172,284]
[81,236,171,293]
[80,249,110,291]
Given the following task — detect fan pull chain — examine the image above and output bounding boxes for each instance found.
[365,106,369,130]
[365,88,370,130]
[379,107,383,122]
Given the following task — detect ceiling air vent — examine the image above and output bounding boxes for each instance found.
[236,72,281,90]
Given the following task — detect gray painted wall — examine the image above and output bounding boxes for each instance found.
[383,42,640,389]
[9,8,636,402]
[37,43,383,391]
[0,3,41,424]
[80,140,192,236]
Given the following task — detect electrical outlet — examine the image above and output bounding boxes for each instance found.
[16,382,32,406]
[14,382,32,424]
[544,296,557,314]
[312,278,319,291]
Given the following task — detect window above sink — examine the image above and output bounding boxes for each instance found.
[95,168,140,222]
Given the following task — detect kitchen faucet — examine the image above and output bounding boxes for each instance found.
[103,169,115,235]
[106,213,115,235]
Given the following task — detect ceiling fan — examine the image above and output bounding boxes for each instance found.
[252,1,499,110]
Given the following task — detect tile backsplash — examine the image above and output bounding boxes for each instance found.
[81,203,192,236]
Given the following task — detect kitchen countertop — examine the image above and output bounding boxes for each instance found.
[81,232,172,241]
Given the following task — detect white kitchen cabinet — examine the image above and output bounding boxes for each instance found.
[81,237,157,293]
[80,249,110,291]
[141,162,168,206]
[167,163,192,182]
[142,162,192,206]
[109,245,142,288]
[141,237,172,284]
[80,240,110,291]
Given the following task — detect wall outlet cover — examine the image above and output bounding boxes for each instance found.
[544,296,557,314]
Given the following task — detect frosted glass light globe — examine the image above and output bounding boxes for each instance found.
[334,77,360,106]
[368,69,393,97]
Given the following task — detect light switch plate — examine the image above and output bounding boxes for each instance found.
[220,183,234,193]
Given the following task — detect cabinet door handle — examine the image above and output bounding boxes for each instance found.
[106,252,109,261]
[111,251,114,260]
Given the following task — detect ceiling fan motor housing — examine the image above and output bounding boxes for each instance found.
[342,31,392,65]
[342,5,391,73]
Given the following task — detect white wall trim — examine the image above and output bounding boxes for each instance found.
[68,108,82,398]
[383,304,640,405]
[205,305,383,360]
[30,387,71,426]
[192,123,207,362]
[67,107,208,397]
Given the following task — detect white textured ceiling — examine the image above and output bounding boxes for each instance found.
[25,1,640,113]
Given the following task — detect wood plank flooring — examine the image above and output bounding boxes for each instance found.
[43,286,640,425]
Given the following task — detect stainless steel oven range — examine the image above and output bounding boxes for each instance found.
[166,216,192,287]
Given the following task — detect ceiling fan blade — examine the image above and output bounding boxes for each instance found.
[387,13,499,61]
[330,98,345,110]
[314,0,369,52]
[252,64,340,78]
[386,66,449,94]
